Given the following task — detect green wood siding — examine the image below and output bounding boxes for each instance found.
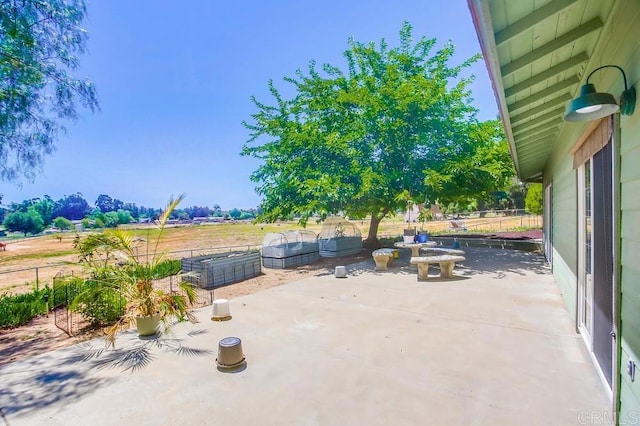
[551,247,577,321]
[619,347,640,424]
[616,0,640,417]
[549,160,577,275]
[545,114,579,321]
[619,377,640,425]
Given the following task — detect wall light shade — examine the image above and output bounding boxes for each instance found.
[564,65,636,122]
[564,83,619,121]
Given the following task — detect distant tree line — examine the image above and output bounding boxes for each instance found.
[0,193,258,236]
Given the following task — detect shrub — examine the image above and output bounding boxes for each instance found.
[525,183,543,215]
[71,279,125,325]
[151,259,182,279]
[0,288,50,328]
[53,216,74,230]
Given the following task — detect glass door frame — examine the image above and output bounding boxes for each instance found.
[577,159,593,348]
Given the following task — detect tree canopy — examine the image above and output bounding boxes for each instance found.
[242,22,514,245]
[525,183,543,215]
[3,207,44,235]
[52,192,90,220]
[0,0,98,183]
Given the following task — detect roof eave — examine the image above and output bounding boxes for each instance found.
[467,0,522,179]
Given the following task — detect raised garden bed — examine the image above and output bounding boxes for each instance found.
[318,236,363,258]
[181,251,261,288]
[317,217,363,258]
[261,230,320,269]
[262,250,320,269]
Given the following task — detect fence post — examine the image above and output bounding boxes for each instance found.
[35,267,39,291]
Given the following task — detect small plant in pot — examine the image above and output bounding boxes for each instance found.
[72,194,198,348]
[416,209,432,243]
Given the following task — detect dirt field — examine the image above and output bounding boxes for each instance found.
[0,215,541,367]
[0,215,541,294]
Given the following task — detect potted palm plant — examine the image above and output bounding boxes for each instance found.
[72,194,198,348]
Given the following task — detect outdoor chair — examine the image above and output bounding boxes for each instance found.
[449,220,467,231]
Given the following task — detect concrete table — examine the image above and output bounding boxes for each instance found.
[394,241,437,257]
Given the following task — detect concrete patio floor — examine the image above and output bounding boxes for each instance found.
[0,247,610,425]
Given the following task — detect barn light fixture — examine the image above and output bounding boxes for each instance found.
[564,65,636,122]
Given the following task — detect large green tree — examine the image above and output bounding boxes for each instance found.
[422,119,515,208]
[0,0,98,182]
[32,195,55,226]
[3,207,44,235]
[242,22,514,246]
[52,192,90,220]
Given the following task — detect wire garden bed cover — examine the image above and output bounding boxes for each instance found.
[317,217,363,258]
[261,230,319,269]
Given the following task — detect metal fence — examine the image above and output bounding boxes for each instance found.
[0,243,261,293]
[52,271,86,336]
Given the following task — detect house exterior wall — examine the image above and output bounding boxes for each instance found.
[600,2,640,421]
[545,152,578,319]
[618,42,640,423]
[543,1,640,420]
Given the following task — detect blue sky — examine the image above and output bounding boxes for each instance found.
[2,0,498,210]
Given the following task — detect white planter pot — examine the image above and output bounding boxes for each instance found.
[136,314,161,337]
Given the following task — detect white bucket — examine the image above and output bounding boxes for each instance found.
[211,299,231,320]
[334,266,347,278]
[216,336,246,370]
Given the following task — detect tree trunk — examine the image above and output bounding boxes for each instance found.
[477,199,487,218]
[363,214,383,249]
